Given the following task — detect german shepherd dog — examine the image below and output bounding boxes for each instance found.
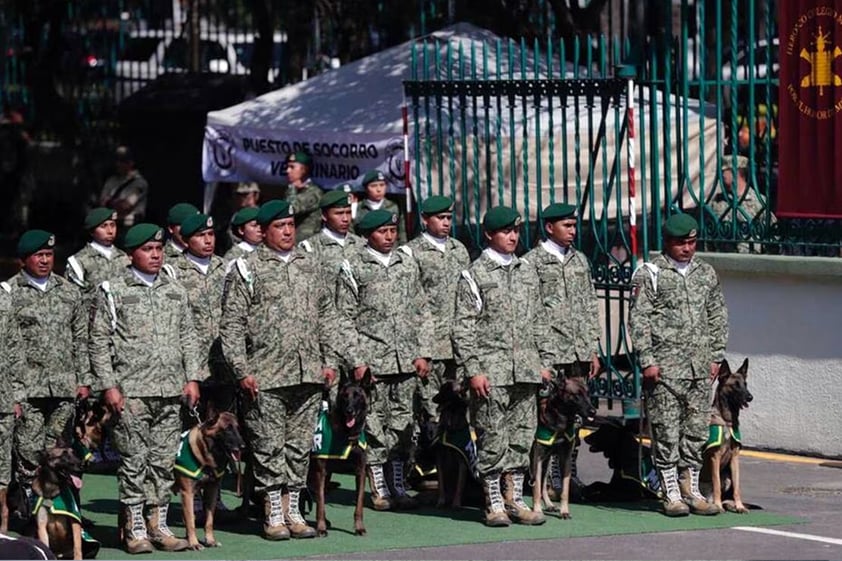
[701,358,752,513]
[431,380,473,509]
[581,421,660,502]
[531,377,596,519]
[311,373,371,537]
[173,411,244,550]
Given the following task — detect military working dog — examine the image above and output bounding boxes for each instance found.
[431,380,476,509]
[581,421,660,502]
[700,358,752,513]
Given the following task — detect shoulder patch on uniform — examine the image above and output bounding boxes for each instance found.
[340,259,358,295]
[162,263,177,279]
[300,240,313,253]
[397,245,413,258]
[633,262,660,295]
[0,281,10,293]
[460,270,483,312]
[66,256,85,287]
[99,281,117,332]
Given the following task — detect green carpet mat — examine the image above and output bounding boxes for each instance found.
[32,473,801,559]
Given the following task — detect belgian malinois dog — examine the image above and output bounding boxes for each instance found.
[701,358,753,513]
[432,380,474,509]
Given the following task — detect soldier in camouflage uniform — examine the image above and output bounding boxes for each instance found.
[403,195,470,420]
[524,202,601,494]
[629,213,727,517]
[65,207,130,295]
[354,170,406,243]
[220,199,351,540]
[164,203,200,261]
[0,281,26,532]
[451,206,552,527]
[89,223,202,553]
[336,209,432,511]
[8,230,90,492]
[284,152,324,243]
[223,207,263,271]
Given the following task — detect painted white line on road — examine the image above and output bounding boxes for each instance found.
[733,526,842,546]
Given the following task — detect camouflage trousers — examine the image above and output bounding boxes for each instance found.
[0,413,14,487]
[14,399,75,484]
[366,374,416,465]
[415,359,457,421]
[645,378,710,471]
[470,383,537,478]
[111,397,182,506]
[241,384,321,493]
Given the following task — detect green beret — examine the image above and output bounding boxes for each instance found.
[483,206,522,232]
[181,213,214,238]
[17,229,55,258]
[361,169,387,187]
[257,199,293,226]
[124,223,164,250]
[84,207,118,230]
[663,213,699,238]
[356,209,398,235]
[167,203,200,226]
[320,189,351,209]
[231,207,259,227]
[420,195,453,215]
[286,151,312,167]
[541,202,577,222]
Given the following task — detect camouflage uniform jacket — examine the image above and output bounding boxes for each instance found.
[170,253,228,372]
[7,272,90,398]
[285,180,324,242]
[164,240,186,261]
[708,188,777,254]
[629,253,728,381]
[0,284,27,408]
[355,198,406,243]
[222,242,257,272]
[336,245,433,376]
[299,229,364,299]
[65,243,130,293]
[220,246,352,389]
[404,234,471,360]
[451,252,551,386]
[88,268,203,396]
[523,242,601,364]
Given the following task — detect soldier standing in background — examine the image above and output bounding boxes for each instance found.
[336,209,432,511]
[8,230,90,494]
[284,152,324,243]
[220,200,350,540]
[99,146,148,229]
[451,206,552,527]
[89,223,202,553]
[630,213,727,517]
[164,203,200,260]
[403,195,470,420]
[354,171,406,243]
[65,207,129,295]
[223,207,263,269]
[0,281,25,532]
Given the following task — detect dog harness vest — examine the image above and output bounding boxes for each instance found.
[619,453,661,496]
[32,488,99,549]
[311,408,368,460]
[174,431,227,480]
[535,422,577,447]
[440,426,480,480]
[72,438,93,463]
[705,424,742,451]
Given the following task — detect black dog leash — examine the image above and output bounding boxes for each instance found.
[653,379,696,413]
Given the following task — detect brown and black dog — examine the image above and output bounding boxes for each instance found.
[531,377,596,519]
[581,420,660,502]
[431,380,477,509]
[311,374,371,537]
[173,411,244,550]
[701,358,753,513]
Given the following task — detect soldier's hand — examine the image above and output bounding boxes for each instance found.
[322,368,338,387]
[13,403,22,419]
[709,362,722,383]
[589,354,601,379]
[104,387,124,413]
[642,366,661,389]
[413,358,431,379]
[469,375,490,399]
[182,381,200,409]
[240,376,259,401]
[540,369,553,381]
[76,386,91,400]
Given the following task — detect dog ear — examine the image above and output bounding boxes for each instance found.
[359,367,373,390]
[737,357,749,377]
[717,359,732,380]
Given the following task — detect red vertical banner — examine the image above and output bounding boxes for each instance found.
[778,2,842,218]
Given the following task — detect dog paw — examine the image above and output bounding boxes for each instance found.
[317,529,328,538]
[200,538,220,548]
[724,502,749,514]
[187,542,204,551]
[355,528,366,536]
[560,512,572,520]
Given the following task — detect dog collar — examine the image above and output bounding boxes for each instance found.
[535,422,577,447]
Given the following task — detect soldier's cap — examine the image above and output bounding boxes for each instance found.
[235,181,261,194]
[286,151,313,167]
[84,207,118,230]
[541,202,577,222]
[167,203,200,226]
[361,169,387,187]
[356,209,398,235]
[483,206,522,232]
[17,229,55,258]
[123,223,164,250]
[663,213,699,239]
[181,213,214,238]
[420,195,453,215]
[231,207,259,228]
[721,155,749,172]
[257,199,294,226]
[320,189,351,209]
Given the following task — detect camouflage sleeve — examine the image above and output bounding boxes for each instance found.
[8,321,27,403]
[296,186,322,217]
[88,287,117,391]
[316,278,358,370]
[527,265,556,370]
[584,260,602,356]
[706,272,729,362]
[220,271,251,380]
[335,261,363,366]
[177,288,203,383]
[451,274,482,377]
[70,287,93,388]
[629,270,657,370]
